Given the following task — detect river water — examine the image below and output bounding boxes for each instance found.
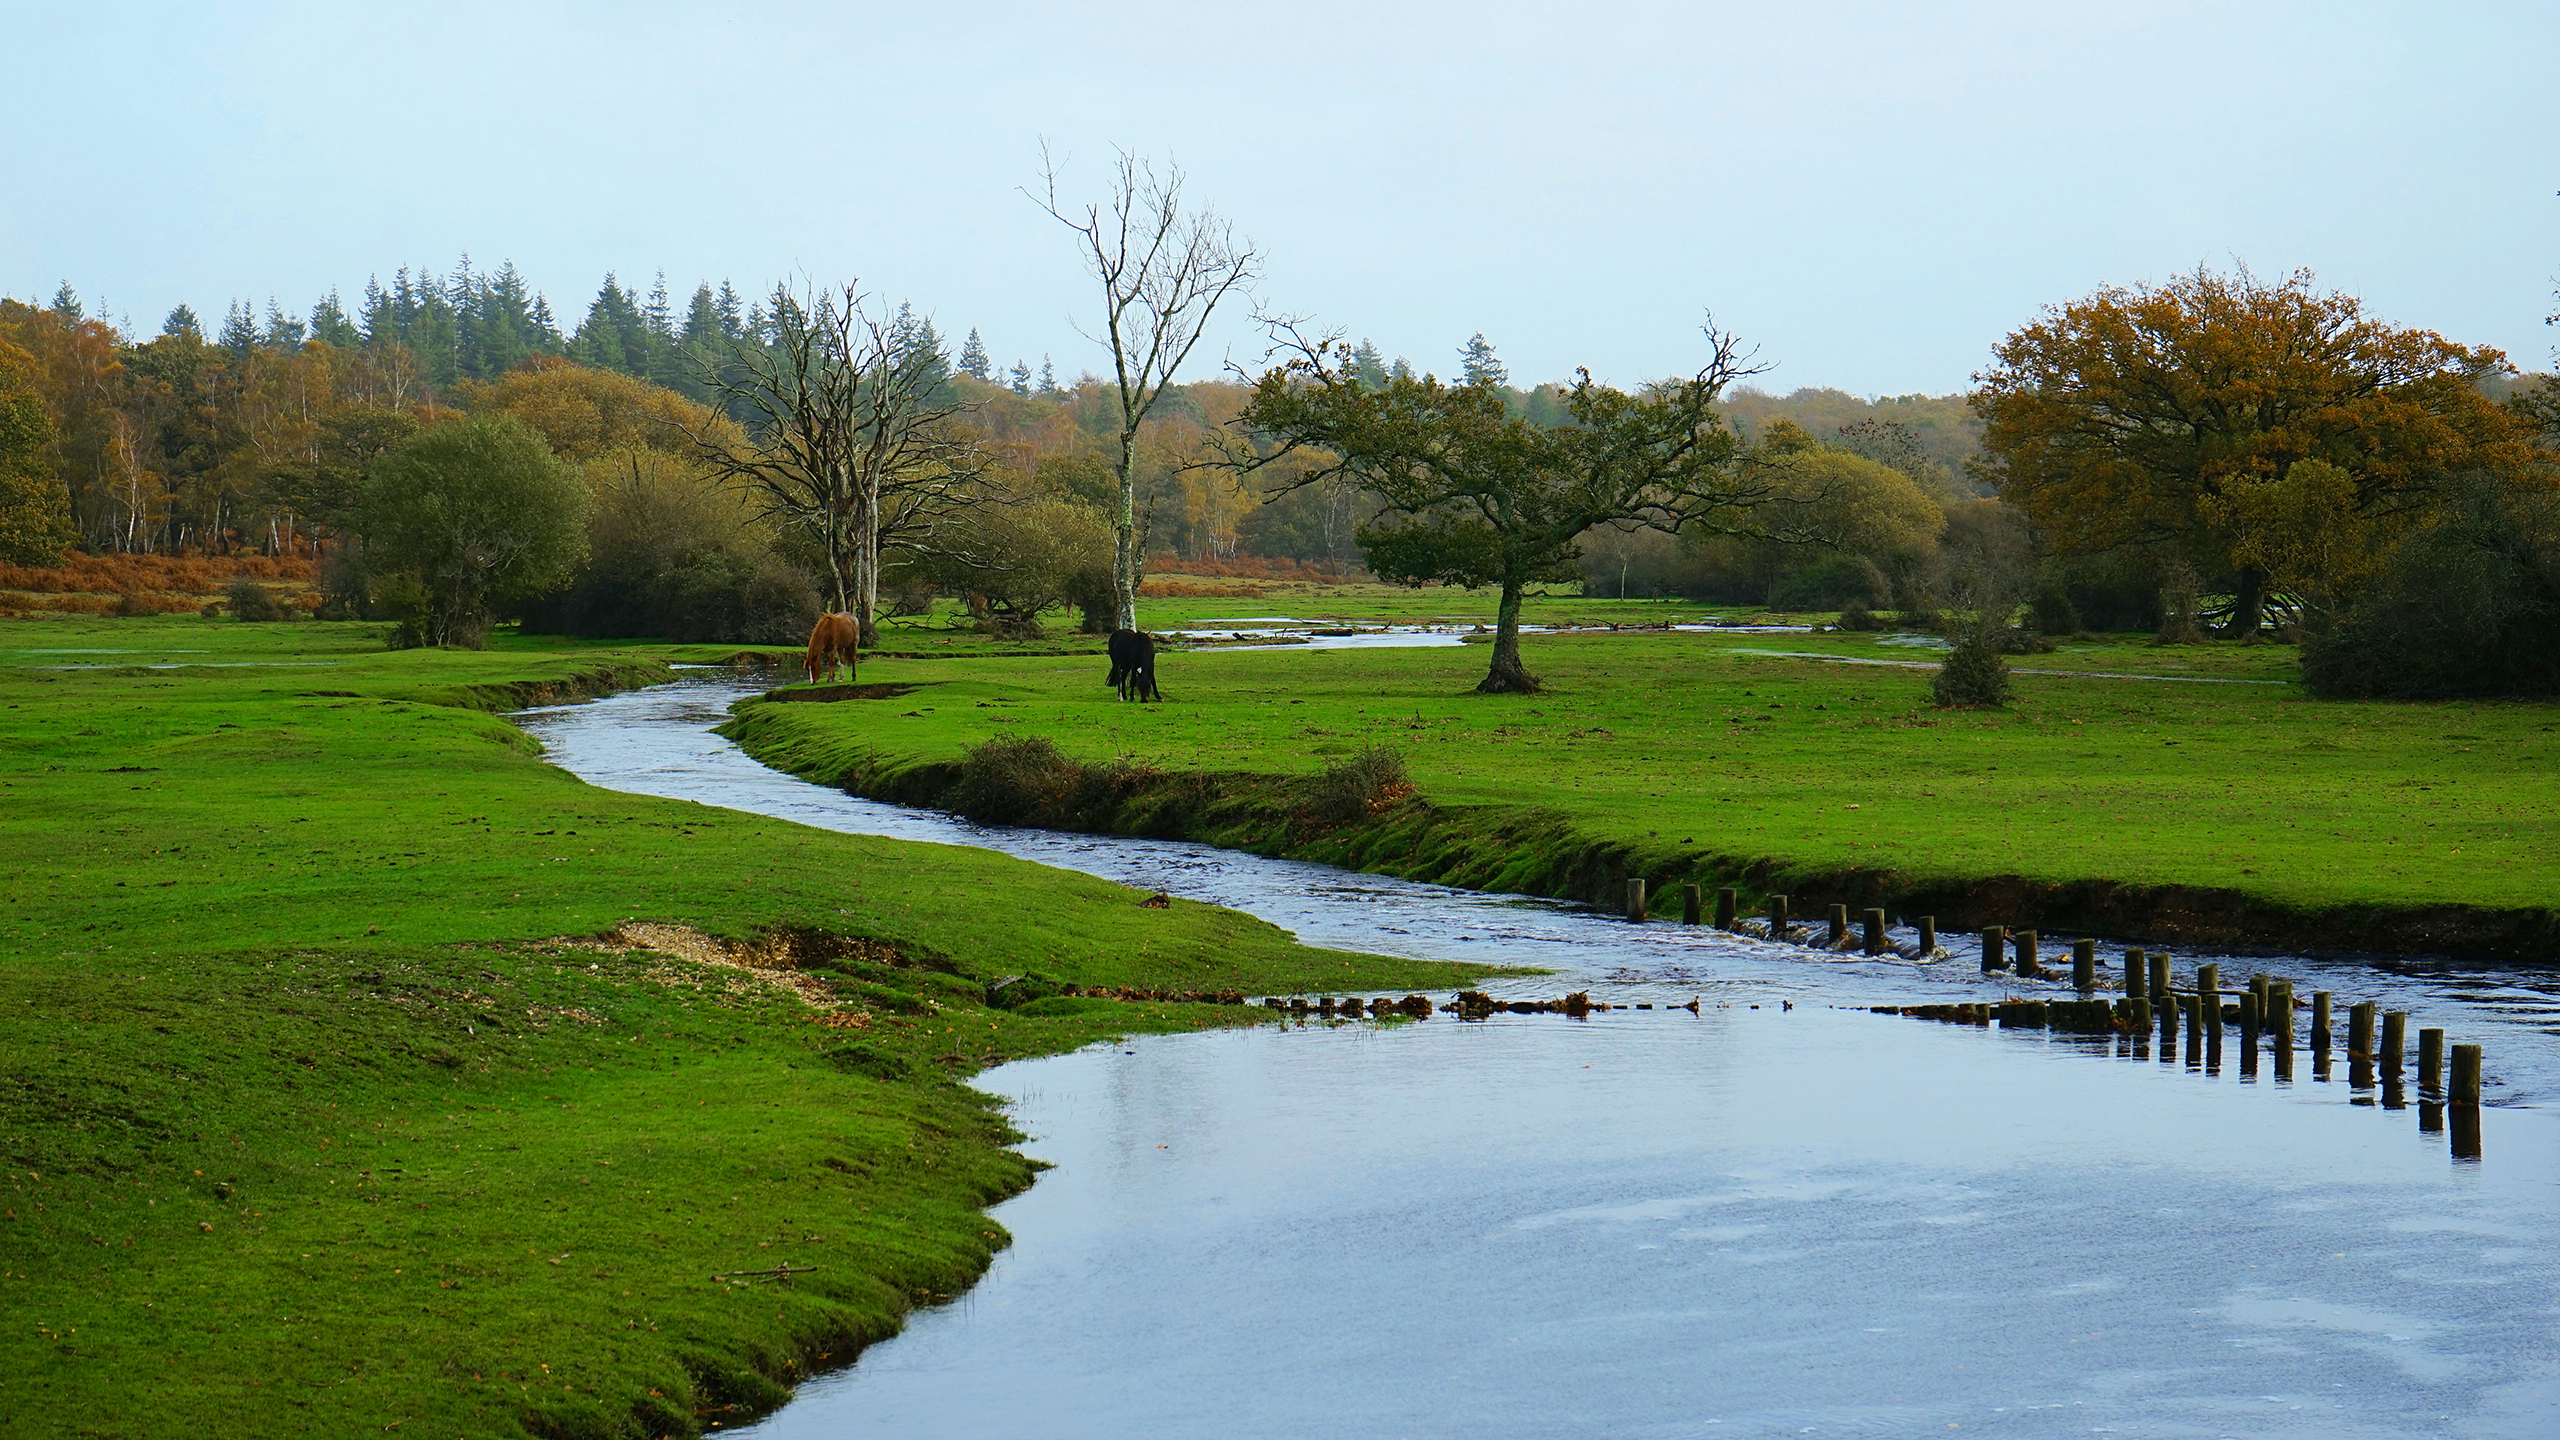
[518,676,2560,1439]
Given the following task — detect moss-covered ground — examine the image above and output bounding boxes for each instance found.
[0,615,1492,1439]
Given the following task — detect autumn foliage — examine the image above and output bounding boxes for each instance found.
[1971,267,2535,632]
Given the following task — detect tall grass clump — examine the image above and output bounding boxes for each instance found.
[1307,747,1413,826]
[946,734,1087,824]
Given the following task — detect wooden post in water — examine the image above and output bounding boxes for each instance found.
[2312,992,2333,1054]
[2157,986,2178,1049]
[2381,1011,2408,1081]
[1918,916,1937,955]
[1980,927,2006,974]
[2267,980,2294,1048]
[2013,930,2041,978]
[1625,878,1647,923]
[1715,887,1738,930]
[1862,908,1886,956]
[2122,947,2146,994]
[2239,990,2261,1073]
[2184,993,2204,1066]
[2129,993,2152,1038]
[2420,1027,2445,1093]
[1681,883,1702,926]
[2450,1044,2482,1103]
[2149,952,2170,999]
[1767,895,1791,941]
[2349,1001,2376,1061]
[2072,939,2097,992]
[1826,904,1850,948]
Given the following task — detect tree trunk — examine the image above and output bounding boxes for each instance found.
[1478,577,1539,694]
[1113,429,1140,631]
[855,483,881,648]
[2223,564,2267,641]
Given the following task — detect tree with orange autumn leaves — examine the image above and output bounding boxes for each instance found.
[1971,267,2540,633]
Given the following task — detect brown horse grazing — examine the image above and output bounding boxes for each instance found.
[805,612,858,684]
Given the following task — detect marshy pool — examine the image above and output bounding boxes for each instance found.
[519,677,2560,1439]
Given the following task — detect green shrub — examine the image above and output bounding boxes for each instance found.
[2301,481,2560,698]
[222,576,286,621]
[1835,601,1887,632]
[1931,635,2013,708]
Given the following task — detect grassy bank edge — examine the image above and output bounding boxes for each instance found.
[722,698,2560,965]
[2,621,1511,1440]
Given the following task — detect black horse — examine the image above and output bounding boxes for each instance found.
[1105,629,1162,702]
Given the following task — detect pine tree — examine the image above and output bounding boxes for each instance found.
[359,277,394,344]
[219,300,261,357]
[1350,339,1388,388]
[715,281,745,340]
[309,290,360,347]
[958,328,991,380]
[1038,356,1058,395]
[1458,333,1507,389]
[48,282,81,321]
[682,284,723,346]
[262,298,307,350]
[570,274,642,374]
[1009,360,1032,395]
[161,303,203,340]
[644,272,675,340]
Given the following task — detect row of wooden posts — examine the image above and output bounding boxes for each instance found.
[1622,879,2487,1111]
[1621,880,1941,957]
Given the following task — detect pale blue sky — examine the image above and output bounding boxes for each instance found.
[5,1,2551,394]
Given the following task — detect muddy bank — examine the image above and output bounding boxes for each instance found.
[721,705,2560,966]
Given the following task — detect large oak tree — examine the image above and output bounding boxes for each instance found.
[1234,324,1774,693]
[1971,267,2530,633]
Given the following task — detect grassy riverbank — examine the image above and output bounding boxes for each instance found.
[726,622,2560,957]
[0,615,1490,1439]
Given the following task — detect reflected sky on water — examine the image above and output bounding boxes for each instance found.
[519,676,2560,1439]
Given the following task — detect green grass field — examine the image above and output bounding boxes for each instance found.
[728,604,2560,929]
[0,615,1492,1439]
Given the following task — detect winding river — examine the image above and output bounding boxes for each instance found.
[518,674,2560,1439]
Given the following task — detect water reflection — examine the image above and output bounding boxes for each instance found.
[515,676,2560,1439]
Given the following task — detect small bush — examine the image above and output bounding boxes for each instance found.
[1307,747,1412,826]
[223,577,286,621]
[946,735,1087,825]
[113,589,155,617]
[1835,601,1887,632]
[1987,627,2059,655]
[1931,636,2013,708]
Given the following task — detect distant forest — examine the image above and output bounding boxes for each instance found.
[0,263,1980,584]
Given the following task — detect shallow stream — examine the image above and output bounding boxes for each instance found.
[519,676,2560,1439]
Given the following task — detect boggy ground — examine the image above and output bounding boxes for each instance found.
[0,615,1493,1439]
[724,618,2560,959]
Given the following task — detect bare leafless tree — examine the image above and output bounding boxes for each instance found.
[1033,144,1260,630]
[686,281,988,643]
